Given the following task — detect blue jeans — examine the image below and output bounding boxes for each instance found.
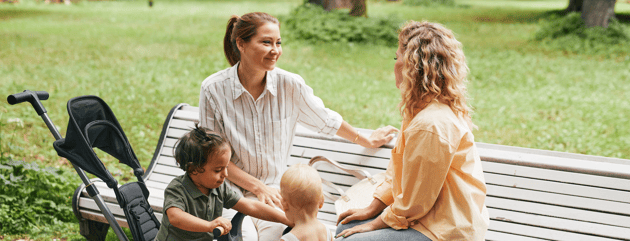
[335,218,431,241]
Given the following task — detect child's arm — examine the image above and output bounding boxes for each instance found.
[166,207,232,235]
[232,198,293,227]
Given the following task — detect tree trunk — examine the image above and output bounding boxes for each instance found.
[349,0,367,17]
[581,0,616,28]
[566,0,583,12]
[309,0,351,11]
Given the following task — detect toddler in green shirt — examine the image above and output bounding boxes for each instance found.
[155,124,292,240]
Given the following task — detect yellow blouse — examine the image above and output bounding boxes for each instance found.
[373,101,489,241]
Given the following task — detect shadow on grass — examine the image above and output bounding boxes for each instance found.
[0,8,51,21]
[458,8,630,25]
[458,8,563,24]
[614,13,630,24]
[537,9,630,24]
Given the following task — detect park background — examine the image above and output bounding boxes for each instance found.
[1,0,629,239]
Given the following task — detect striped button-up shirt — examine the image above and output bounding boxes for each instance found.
[199,63,343,189]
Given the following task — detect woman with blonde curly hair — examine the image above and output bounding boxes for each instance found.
[335,21,490,241]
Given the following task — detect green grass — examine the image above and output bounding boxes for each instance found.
[1,0,630,239]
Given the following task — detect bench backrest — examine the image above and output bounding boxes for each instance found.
[110,104,630,240]
[292,120,630,240]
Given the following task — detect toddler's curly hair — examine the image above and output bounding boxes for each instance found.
[174,123,228,174]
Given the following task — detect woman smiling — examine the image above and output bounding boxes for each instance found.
[198,12,398,241]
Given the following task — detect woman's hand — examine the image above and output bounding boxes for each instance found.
[252,184,284,209]
[363,126,399,148]
[337,198,387,225]
[337,207,378,225]
[336,216,389,238]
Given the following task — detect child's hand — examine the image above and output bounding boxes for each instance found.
[210,217,232,236]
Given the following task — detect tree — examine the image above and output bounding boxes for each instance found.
[349,0,367,17]
[565,0,617,28]
[308,0,350,11]
[582,0,616,28]
[565,0,583,12]
[308,0,367,17]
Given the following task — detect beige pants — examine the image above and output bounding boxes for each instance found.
[222,192,287,241]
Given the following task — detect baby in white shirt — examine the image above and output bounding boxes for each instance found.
[280,164,333,241]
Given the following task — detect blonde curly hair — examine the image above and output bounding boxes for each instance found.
[397,21,475,129]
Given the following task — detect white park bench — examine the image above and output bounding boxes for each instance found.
[73,104,630,240]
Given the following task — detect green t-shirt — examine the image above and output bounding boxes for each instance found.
[155,174,241,241]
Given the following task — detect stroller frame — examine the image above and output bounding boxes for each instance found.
[8,90,246,241]
[8,90,130,241]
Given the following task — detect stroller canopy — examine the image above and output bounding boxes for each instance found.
[53,96,144,189]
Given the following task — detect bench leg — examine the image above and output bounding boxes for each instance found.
[79,219,110,241]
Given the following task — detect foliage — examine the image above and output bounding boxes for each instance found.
[0,154,80,236]
[282,3,402,46]
[534,13,630,57]
[404,0,456,7]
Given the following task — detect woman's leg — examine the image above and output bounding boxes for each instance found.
[335,218,431,241]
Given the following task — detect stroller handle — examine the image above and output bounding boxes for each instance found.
[7,90,50,115]
[213,227,224,238]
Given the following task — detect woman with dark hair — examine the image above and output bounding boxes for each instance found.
[199,12,398,241]
[334,21,489,241]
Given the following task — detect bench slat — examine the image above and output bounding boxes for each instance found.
[163,138,178,148]
[169,119,196,130]
[483,161,630,191]
[488,208,630,240]
[172,109,199,122]
[180,105,199,113]
[80,209,132,229]
[147,172,178,184]
[485,172,629,203]
[484,230,549,241]
[479,145,630,180]
[487,185,630,216]
[486,196,630,228]
[78,198,164,226]
[156,156,177,167]
[488,220,621,241]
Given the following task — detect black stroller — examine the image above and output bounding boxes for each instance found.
[8,90,246,241]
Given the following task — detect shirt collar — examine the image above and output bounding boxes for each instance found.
[230,62,277,100]
[183,174,218,199]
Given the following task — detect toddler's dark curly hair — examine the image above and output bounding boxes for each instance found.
[174,123,228,174]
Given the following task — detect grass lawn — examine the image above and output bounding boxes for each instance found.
[1,0,629,239]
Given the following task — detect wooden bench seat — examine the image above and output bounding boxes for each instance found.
[73,104,630,240]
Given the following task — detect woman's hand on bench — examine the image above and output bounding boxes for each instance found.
[363,126,399,148]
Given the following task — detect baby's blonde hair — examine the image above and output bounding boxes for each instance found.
[280,164,323,212]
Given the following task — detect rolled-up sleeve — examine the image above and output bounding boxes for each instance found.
[295,76,342,137]
[380,129,455,230]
